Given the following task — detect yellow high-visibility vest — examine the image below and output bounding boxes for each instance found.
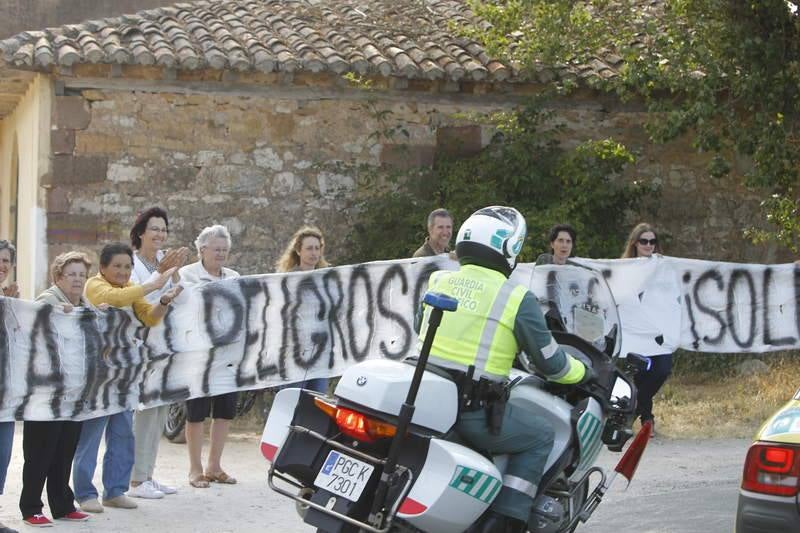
[419,264,528,381]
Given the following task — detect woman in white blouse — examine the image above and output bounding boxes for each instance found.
[621,222,672,436]
[127,207,189,500]
[178,225,240,488]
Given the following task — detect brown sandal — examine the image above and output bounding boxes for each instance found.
[205,471,237,484]
[189,473,210,488]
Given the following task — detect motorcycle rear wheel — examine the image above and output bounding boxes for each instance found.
[236,390,259,416]
[164,402,187,443]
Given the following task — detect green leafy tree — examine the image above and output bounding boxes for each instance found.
[466,0,800,252]
[342,100,654,263]
[340,167,430,262]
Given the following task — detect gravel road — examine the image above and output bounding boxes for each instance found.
[0,424,750,532]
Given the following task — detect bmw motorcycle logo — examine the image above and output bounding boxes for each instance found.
[356,376,367,386]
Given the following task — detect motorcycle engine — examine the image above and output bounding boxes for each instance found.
[528,495,565,533]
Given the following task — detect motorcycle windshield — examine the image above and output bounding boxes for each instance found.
[512,262,622,358]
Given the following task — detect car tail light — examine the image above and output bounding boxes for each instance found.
[314,397,397,443]
[741,442,800,496]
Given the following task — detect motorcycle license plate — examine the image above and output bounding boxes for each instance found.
[313,450,375,502]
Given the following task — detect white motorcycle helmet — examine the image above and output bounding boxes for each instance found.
[455,206,527,271]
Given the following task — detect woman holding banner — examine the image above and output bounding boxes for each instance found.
[275,226,331,393]
[0,240,19,533]
[73,243,182,513]
[535,224,576,266]
[19,252,94,527]
[127,207,189,501]
[178,225,240,489]
[621,223,672,435]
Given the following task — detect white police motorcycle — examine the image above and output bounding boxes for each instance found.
[260,264,651,532]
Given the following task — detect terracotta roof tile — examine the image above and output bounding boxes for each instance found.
[34,36,53,67]
[0,0,652,83]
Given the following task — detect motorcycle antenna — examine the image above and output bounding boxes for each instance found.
[367,291,458,528]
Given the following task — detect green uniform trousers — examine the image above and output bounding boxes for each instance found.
[456,399,555,523]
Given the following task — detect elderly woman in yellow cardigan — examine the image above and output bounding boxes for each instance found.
[73,243,182,514]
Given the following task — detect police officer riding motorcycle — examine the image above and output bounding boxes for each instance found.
[417,206,592,533]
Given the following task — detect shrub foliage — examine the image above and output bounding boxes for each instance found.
[342,100,656,263]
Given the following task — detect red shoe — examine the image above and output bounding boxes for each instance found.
[22,514,53,527]
[58,511,90,521]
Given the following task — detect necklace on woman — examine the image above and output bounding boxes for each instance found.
[138,253,159,274]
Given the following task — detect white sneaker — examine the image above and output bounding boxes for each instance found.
[79,498,104,513]
[102,495,138,509]
[151,479,177,495]
[127,480,165,499]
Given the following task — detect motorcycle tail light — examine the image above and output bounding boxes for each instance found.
[314,397,397,443]
[314,397,337,417]
[741,442,800,496]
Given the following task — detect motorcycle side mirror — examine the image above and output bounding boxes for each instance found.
[626,353,651,373]
[610,376,633,410]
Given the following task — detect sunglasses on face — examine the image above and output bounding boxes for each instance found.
[638,238,658,246]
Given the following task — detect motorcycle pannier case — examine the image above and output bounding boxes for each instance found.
[335,360,458,434]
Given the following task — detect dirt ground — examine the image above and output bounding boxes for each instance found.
[0,365,779,532]
[0,424,308,533]
[656,357,800,439]
[0,422,750,533]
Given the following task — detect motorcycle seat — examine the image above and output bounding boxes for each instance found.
[403,356,460,383]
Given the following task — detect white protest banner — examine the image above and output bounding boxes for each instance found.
[1,255,797,421]
[0,256,456,422]
[572,256,800,356]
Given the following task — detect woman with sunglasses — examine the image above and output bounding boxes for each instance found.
[621,223,671,435]
[622,223,662,259]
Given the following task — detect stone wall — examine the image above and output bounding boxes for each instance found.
[0,0,169,39]
[44,83,503,274]
[42,75,785,279]
[549,95,777,262]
